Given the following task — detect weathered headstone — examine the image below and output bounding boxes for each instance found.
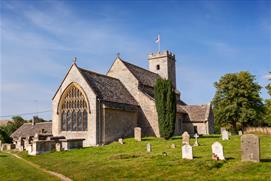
[134,127,141,141]
[118,138,124,144]
[56,143,61,152]
[0,140,2,148]
[193,133,199,146]
[171,144,176,149]
[182,144,193,160]
[211,142,225,160]
[222,130,229,140]
[182,131,190,145]
[147,143,152,152]
[241,134,260,162]
[238,130,243,136]
[220,127,226,133]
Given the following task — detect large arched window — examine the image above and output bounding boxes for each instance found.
[60,84,88,131]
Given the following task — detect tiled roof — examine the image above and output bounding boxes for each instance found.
[121,60,161,87]
[78,67,138,107]
[180,105,210,122]
[11,122,52,139]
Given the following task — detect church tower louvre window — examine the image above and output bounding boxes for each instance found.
[59,84,88,131]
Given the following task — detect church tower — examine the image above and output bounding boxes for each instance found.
[148,51,176,88]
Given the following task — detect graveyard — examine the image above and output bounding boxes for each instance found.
[1,135,271,180]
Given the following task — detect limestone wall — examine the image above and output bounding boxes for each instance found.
[103,108,137,144]
[244,127,271,135]
[107,59,160,137]
[52,64,98,146]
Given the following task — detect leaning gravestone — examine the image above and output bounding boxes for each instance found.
[241,134,260,162]
[182,144,193,160]
[182,131,190,145]
[118,138,124,144]
[134,127,141,141]
[222,130,229,140]
[147,143,152,152]
[211,142,225,160]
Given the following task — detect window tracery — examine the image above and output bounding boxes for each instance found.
[60,85,88,131]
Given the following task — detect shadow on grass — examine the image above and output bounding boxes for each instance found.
[0,155,8,157]
[200,135,221,138]
[261,159,271,162]
[226,157,235,161]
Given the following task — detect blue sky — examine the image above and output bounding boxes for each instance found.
[0,0,270,120]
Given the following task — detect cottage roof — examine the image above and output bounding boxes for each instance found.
[78,67,138,108]
[180,104,211,122]
[11,122,52,139]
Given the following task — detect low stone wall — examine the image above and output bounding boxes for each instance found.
[244,127,271,135]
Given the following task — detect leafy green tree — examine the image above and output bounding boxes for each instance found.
[154,79,176,139]
[212,71,264,133]
[263,72,271,126]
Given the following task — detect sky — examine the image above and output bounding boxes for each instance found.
[0,0,270,120]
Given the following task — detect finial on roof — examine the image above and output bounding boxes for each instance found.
[116,52,120,59]
[72,57,77,64]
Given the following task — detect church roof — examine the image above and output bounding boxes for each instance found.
[180,104,211,122]
[11,122,52,139]
[121,60,161,87]
[78,67,138,107]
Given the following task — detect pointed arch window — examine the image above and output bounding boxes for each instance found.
[60,84,88,131]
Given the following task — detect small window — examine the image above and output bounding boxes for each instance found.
[156,64,160,70]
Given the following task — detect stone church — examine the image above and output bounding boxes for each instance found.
[52,51,214,147]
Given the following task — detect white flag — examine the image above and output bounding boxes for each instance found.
[155,34,160,44]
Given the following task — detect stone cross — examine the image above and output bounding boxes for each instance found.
[118,138,124,144]
[241,134,260,162]
[211,141,225,160]
[193,133,199,146]
[147,143,152,152]
[182,144,193,160]
[134,127,141,141]
[221,130,229,140]
[238,130,243,136]
[182,131,190,145]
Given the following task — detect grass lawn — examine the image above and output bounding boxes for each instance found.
[0,152,59,181]
[12,135,271,181]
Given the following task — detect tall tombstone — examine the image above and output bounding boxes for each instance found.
[147,143,152,152]
[134,127,142,141]
[241,134,260,162]
[182,131,190,145]
[222,130,229,140]
[182,144,193,160]
[238,130,243,136]
[56,143,61,152]
[211,141,225,160]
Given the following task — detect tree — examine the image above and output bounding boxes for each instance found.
[263,72,271,126]
[212,71,264,133]
[154,79,176,139]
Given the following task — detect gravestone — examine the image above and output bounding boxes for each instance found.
[238,130,243,136]
[134,127,141,141]
[222,130,229,140]
[211,142,225,160]
[193,133,199,146]
[118,138,124,144]
[56,143,61,152]
[220,127,226,133]
[182,144,193,160]
[171,144,176,149]
[147,143,152,152]
[241,134,260,162]
[182,131,190,145]
[0,140,2,148]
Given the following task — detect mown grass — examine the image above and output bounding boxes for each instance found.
[13,135,271,181]
[0,152,59,181]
